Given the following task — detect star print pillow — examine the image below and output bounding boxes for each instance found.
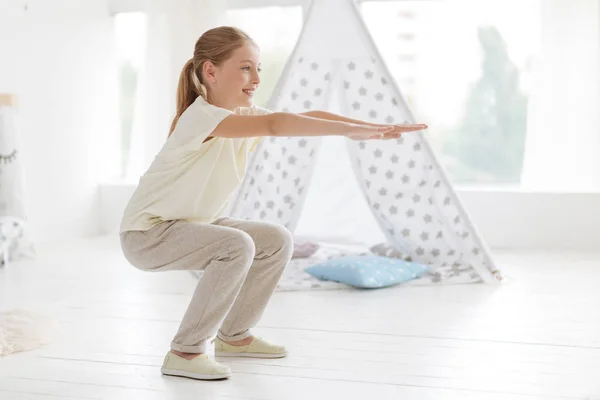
[304,256,431,289]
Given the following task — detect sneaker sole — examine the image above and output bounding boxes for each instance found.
[215,351,287,359]
[161,367,231,380]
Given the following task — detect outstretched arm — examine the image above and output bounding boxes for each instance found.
[212,111,426,141]
[212,111,396,141]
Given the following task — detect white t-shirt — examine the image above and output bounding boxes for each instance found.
[119,96,269,233]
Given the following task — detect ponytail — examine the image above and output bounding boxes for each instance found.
[169,59,207,137]
[168,26,255,137]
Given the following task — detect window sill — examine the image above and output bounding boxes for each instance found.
[455,183,600,195]
[99,181,600,251]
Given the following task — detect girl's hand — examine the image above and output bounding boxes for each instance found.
[345,123,428,141]
[380,124,428,140]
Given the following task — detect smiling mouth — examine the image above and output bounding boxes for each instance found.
[242,89,255,97]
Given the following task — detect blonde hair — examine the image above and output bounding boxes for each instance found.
[169,26,255,136]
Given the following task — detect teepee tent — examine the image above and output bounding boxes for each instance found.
[226,0,503,285]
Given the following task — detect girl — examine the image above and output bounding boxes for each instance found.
[119,26,427,381]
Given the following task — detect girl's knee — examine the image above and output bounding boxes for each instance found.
[264,223,294,258]
[220,231,256,265]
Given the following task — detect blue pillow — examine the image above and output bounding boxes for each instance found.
[305,255,430,289]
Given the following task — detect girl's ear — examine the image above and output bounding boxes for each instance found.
[203,61,217,83]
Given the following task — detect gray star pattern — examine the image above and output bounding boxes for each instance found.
[229,58,492,287]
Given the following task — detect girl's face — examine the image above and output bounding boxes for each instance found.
[204,42,262,111]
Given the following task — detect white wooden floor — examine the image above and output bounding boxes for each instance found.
[1,235,600,400]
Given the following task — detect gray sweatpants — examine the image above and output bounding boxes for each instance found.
[119,217,294,353]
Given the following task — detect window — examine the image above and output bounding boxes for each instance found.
[223,5,304,108]
[114,12,146,179]
[361,0,541,184]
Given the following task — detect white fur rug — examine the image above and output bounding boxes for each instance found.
[0,309,55,356]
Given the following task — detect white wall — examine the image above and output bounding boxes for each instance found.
[0,0,119,243]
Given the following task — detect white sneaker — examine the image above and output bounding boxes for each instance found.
[214,336,288,358]
[160,351,231,380]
